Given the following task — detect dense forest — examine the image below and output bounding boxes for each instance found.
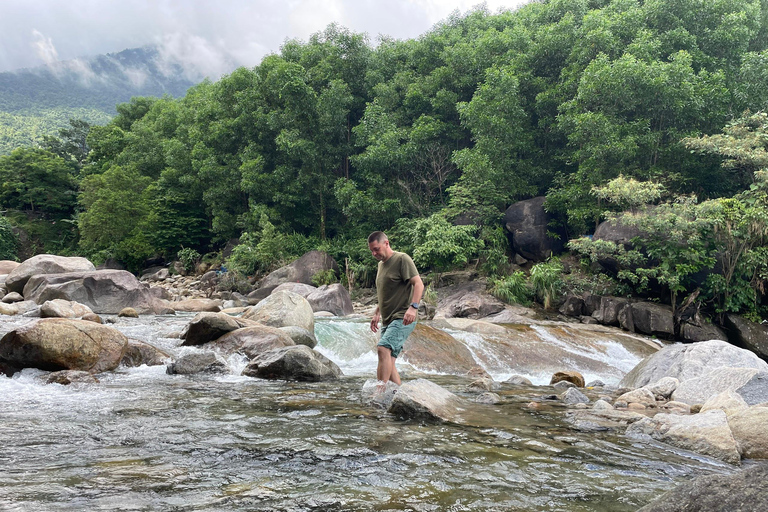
[0,47,196,154]
[3,0,768,320]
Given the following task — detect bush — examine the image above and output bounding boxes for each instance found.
[530,258,564,309]
[311,269,338,286]
[216,270,253,295]
[0,216,18,260]
[177,247,201,274]
[409,213,485,273]
[489,271,532,305]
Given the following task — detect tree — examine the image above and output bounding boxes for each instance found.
[0,148,77,216]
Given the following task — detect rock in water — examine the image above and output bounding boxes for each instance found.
[5,254,95,293]
[387,378,466,422]
[0,318,128,373]
[361,379,399,408]
[242,345,341,381]
[242,290,315,332]
[637,463,768,511]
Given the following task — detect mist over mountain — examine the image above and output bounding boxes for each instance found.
[0,45,220,154]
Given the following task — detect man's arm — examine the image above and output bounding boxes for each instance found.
[402,275,424,325]
[370,305,381,333]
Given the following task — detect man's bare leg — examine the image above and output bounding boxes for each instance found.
[389,358,401,385]
[377,346,394,386]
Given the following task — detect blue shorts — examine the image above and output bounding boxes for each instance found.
[377,319,416,358]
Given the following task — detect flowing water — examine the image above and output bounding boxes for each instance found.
[0,314,736,511]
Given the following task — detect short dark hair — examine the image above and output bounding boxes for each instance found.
[367,231,388,244]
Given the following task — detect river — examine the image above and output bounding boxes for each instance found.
[0,314,736,511]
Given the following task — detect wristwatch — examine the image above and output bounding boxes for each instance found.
[410,302,420,309]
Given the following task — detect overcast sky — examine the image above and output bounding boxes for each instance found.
[0,0,529,77]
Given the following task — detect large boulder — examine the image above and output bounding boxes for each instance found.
[401,324,478,375]
[22,270,165,314]
[672,367,768,405]
[436,287,505,320]
[166,352,228,375]
[272,282,317,297]
[626,410,741,465]
[728,406,768,459]
[242,290,314,332]
[208,325,295,359]
[592,296,629,327]
[181,312,259,346]
[629,302,674,338]
[306,283,354,316]
[0,318,128,373]
[40,299,93,319]
[5,254,95,293]
[679,316,728,343]
[278,325,317,348]
[636,463,768,512]
[503,196,564,261]
[387,378,467,422]
[256,251,339,295]
[120,340,170,367]
[620,340,768,389]
[168,298,222,313]
[724,314,768,361]
[242,345,341,381]
[0,260,20,275]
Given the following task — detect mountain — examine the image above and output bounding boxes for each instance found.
[0,46,200,154]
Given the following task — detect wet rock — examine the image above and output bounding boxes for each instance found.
[306,284,354,316]
[0,318,128,373]
[466,378,498,393]
[550,371,585,388]
[505,375,533,386]
[592,399,613,411]
[439,318,508,335]
[166,352,228,375]
[626,410,741,465]
[565,408,646,432]
[40,299,93,318]
[23,270,165,314]
[387,378,467,422]
[561,387,590,405]
[401,324,477,375]
[121,340,170,367]
[724,314,768,361]
[6,254,95,293]
[586,380,605,388]
[503,196,564,262]
[728,406,768,459]
[636,463,768,512]
[658,401,691,414]
[209,325,295,359]
[242,290,315,332]
[2,291,23,303]
[620,340,768,389]
[242,345,341,382]
[476,392,502,404]
[672,367,768,405]
[553,380,576,391]
[46,370,99,385]
[278,326,317,348]
[181,312,259,346]
[81,313,103,324]
[118,307,139,318]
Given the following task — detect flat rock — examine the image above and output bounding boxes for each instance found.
[168,298,222,312]
[387,378,467,422]
[242,345,341,381]
[672,367,768,405]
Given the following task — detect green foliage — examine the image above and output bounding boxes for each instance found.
[0,215,18,260]
[489,271,532,306]
[216,270,253,295]
[311,269,338,286]
[478,225,510,276]
[530,258,564,310]
[177,248,201,274]
[0,148,77,215]
[408,214,484,273]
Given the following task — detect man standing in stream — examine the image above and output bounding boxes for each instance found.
[368,231,424,389]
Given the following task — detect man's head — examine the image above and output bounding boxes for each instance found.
[368,231,393,262]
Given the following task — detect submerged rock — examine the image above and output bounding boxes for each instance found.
[401,324,477,374]
[121,340,170,367]
[46,370,99,385]
[387,378,467,422]
[278,325,317,348]
[0,318,128,373]
[242,345,341,381]
[167,352,228,375]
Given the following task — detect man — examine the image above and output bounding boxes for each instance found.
[368,231,424,388]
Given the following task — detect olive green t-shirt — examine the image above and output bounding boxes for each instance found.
[376,251,419,326]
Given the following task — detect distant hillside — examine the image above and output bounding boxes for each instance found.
[0,46,198,154]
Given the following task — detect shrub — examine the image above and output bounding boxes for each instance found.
[530,258,564,309]
[489,271,532,305]
[177,247,201,274]
[311,269,338,286]
[410,213,484,273]
[0,216,18,261]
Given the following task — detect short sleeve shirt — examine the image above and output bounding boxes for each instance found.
[376,251,419,326]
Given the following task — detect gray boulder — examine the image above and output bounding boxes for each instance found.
[724,314,768,361]
[5,254,95,293]
[306,283,354,316]
[592,296,629,327]
[256,251,339,295]
[637,463,768,511]
[2,291,23,303]
[0,318,128,373]
[503,196,564,261]
[387,378,467,422]
[620,340,768,389]
[242,345,341,381]
[680,317,728,342]
[242,290,314,332]
[436,289,505,319]
[272,282,317,297]
[209,325,295,359]
[672,367,768,405]
[0,260,20,275]
[278,325,317,348]
[630,302,674,338]
[40,299,93,318]
[168,299,222,312]
[559,295,584,316]
[561,387,590,405]
[729,406,768,459]
[181,312,259,346]
[23,270,165,314]
[627,410,741,465]
[120,340,170,367]
[166,352,228,375]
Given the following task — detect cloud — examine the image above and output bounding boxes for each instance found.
[31,29,59,65]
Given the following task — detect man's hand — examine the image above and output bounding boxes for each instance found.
[370,311,381,333]
[403,306,417,326]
